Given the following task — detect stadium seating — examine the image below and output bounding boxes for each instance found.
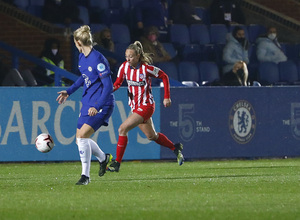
[189,24,210,45]
[198,61,220,85]
[178,61,200,83]
[29,0,45,6]
[156,62,179,81]
[181,44,201,62]
[14,0,29,10]
[78,6,90,24]
[169,24,190,48]
[247,24,266,43]
[278,60,300,84]
[90,0,109,9]
[90,24,107,33]
[194,7,210,25]
[161,43,177,60]
[209,24,228,44]
[111,24,131,44]
[258,62,280,85]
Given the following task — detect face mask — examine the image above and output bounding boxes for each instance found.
[268,33,277,40]
[52,49,58,55]
[236,37,245,44]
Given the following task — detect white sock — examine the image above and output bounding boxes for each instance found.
[77,138,91,178]
[89,139,106,163]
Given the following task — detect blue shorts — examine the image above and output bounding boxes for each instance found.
[77,104,114,131]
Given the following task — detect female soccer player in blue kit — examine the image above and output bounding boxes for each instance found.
[56,25,115,185]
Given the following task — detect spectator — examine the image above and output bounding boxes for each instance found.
[223,26,249,74]
[170,0,202,26]
[210,0,245,25]
[256,27,287,64]
[0,58,37,86]
[93,28,115,53]
[93,28,118,78]
[140,26,171,64]
[134,0,172,41]
[220,61,248,86]
[32,38,65,86]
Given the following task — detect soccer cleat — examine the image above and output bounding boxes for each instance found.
[174,143,184,166]
[76,175,90,185]
[99,153,113,177]
[107,160,120,172]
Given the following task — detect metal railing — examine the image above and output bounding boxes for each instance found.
[0,41,79,86]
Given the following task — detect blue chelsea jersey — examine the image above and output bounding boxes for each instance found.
[67,48,114,116]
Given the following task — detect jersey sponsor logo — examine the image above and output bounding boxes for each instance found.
[151,66,160,77]
[127,80,146,86]
[229,100,256,144]
[97,63,105,72]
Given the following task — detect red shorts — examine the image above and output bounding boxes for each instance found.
[132,104,155,123]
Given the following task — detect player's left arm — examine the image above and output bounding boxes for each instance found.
[89,63,113,116]
[149,66,171,108]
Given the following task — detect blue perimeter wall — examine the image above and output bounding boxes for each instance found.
[0,86,300,162]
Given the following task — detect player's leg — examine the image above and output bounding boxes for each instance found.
[75,124,94,185]
[108,113,144,172]
[139,118,184,166]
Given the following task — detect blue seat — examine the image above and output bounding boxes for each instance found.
[89,0,109,9]
[189,24,210,45]
[78,6,90,24]
[181,44,201,62]
[29,0,44,6]
[14,0,29,10]
[258,62,280,85]
[114,43,128,56]
[178,61,200,83]
[111,24,130,44]
[278,60,299,84]
[70,23,83,31]
[247,24,266,43]
[209,24,228,44]
[198,61,220,85]
[156,62,179,81]
[161,43,177,59]
[283,43,300,62]
[169,24,190,48]
[90,24,107,33]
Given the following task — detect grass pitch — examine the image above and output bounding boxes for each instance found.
[0,158,299,220]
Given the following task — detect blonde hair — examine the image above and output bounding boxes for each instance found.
[73,25,93,46]
[127,41,153,65]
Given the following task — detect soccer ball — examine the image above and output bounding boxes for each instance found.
[35,133,54,153]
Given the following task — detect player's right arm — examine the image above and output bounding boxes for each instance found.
[113,63,125,92]
[56,75,84,104]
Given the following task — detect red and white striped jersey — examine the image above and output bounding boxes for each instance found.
[114,61,170,110]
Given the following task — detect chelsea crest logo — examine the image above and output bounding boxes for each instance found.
[229,100,256,144]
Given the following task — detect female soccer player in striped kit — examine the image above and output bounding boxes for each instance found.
[108,41,184,172]
[56,25,115,185]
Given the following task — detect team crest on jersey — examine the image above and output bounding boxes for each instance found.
[229,100,256,144]
[97,63,105,72]
[88,66,92,72]
[139,73,144,80]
